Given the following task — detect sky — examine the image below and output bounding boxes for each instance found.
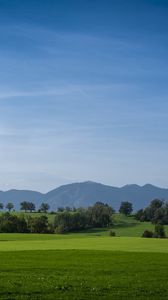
[0,0,168,192]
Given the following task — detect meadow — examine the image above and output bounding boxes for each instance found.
[0,250,168,300]
[0,214,168,299]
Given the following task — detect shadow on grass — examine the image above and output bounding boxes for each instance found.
[113,221,139,229]
[66,228,108,235]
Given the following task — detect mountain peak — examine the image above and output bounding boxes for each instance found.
[82,181,101,185]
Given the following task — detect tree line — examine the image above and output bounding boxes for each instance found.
[0,202,114,234]
[55,202,114,233]
[0,198,167,236]
[0,213,54,233]
[0,200,133,215]
[0,202,50,213]
[135,199,168,225]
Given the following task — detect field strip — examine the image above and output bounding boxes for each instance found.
[0,236,168,252]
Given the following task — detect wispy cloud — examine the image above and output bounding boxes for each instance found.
[0,86,82,99]
[0,82,135,99]
[0,23,144,49]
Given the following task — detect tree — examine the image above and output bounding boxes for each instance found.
[149,199,164,222]
[88,202,114,227]
[6,202,14,212]
[0,213,28,233]
[119,201,133,216]
[152,207,165,224]
[28,216,49,233]
[20,201,36,213]
[40,203,50,213]
[54,210,89,233]
[135,199,168,224]
[150,199,164,210]
[153,224,166,238]
[28,202,36,213]
[20,201,29,212]
[16,216,29,233]
[57,207,64,212]
[0,203,3,210]
[0,212,18,232]
[163,202,168,224]
[142,207,154,221]
[135,209,144,221]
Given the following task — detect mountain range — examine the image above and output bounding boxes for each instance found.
[0,181,168,211]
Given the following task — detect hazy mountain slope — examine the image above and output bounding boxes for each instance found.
[45,181,120,208]
[0,190,43,210]
[0,181,168,211]
[45,181,168,211]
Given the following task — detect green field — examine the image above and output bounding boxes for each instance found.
[0,234,168,253]
[0,250,168,300]
[0,214,168,299]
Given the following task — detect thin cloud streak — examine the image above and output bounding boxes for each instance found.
[0,82,136,99]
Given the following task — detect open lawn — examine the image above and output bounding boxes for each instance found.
[0,250,168,300]
[0,215,168,299]
[0,234,168,252]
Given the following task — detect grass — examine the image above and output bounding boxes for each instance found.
[0,250,168,299]
[112,214,165,237]
[0,234,168,252]
[79,214,168,237]
[0,214,168,299]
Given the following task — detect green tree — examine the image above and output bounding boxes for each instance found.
[0,203,3,210]
[57,207,64,212]
[152,207,165,224]
[54,210,89,233]
[119,201,133,216]
[28,215,49,233]
[20,201,36,213]
[40,203,50,213]
[0,213,28,233]
[88,202,114,227]
[163,202,168,224]
[20,201,29,212]
[153,224,166,238]
[28,202,36,213]
[150,199,164,210]
[17,216,29,233]
[135,209,144,221]
[6,202,14,212]
[134,200,168,224]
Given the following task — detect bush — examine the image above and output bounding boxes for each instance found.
[55,225,68,234]
[109,230,116,236]
[29,216,48,233]
[153,224,166,238]
[0,213,29,233]
[142,230,153,238]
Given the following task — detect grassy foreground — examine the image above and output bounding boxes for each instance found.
[0,250,168,300]
[0,215,168,300]
[0,234,168,252]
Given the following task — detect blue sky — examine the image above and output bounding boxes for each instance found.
[0,0,168,191]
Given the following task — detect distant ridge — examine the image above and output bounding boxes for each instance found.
[0,181,168,211]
